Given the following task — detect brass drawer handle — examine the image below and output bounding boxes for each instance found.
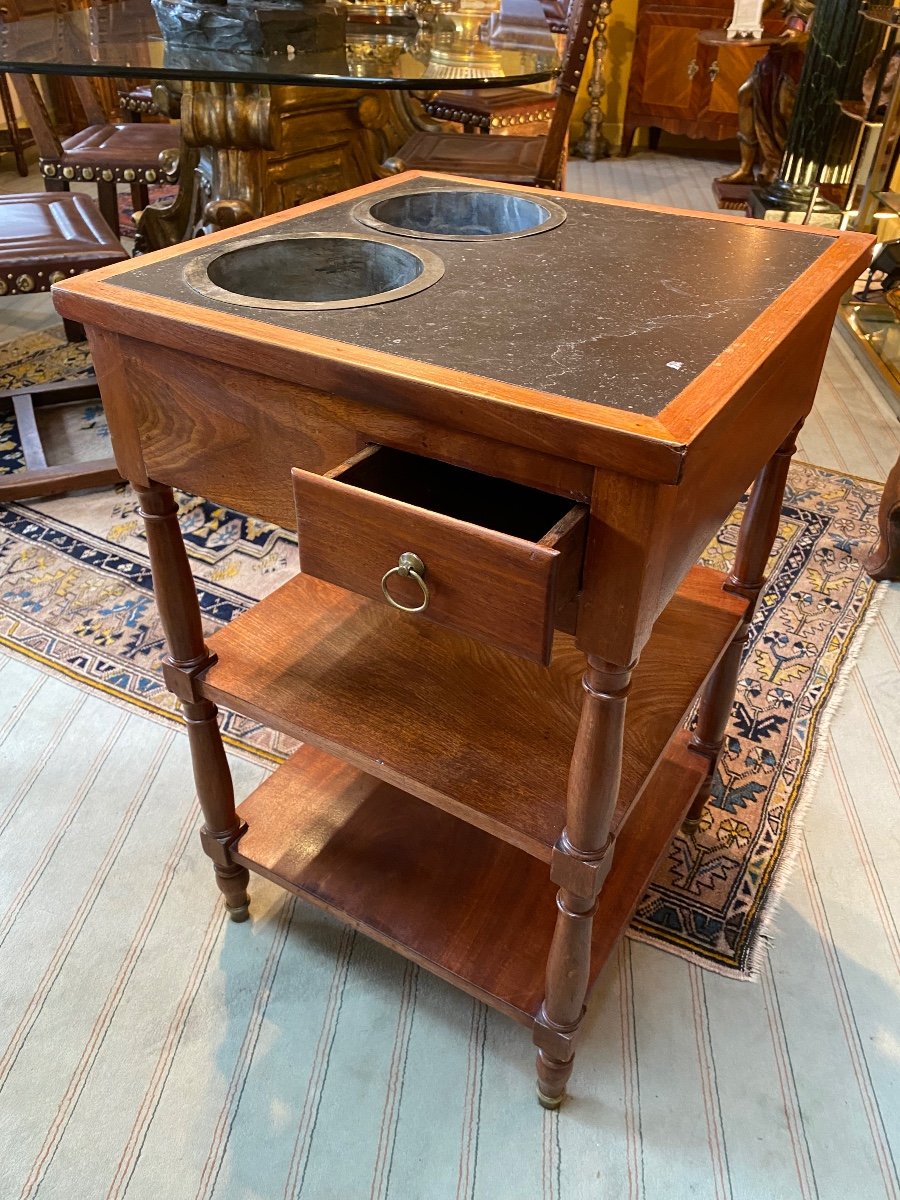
[381,552,429,613]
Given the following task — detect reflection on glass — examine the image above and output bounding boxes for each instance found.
[0,0,558,84]
[425,0,503,79]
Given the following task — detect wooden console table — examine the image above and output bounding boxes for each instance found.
[53,172,871,1107]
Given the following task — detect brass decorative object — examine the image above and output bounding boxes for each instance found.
[424,0,505,78]
[381,552,430,612]
[572,0,611,160]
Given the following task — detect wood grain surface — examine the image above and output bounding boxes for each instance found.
[293,445,587,663]
[231,736,707,1023]
[200,565,744,860]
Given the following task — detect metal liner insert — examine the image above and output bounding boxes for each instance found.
[183,231,445,310]
[352,186,567,241]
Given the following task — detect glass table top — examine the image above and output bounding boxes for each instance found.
[0,0,560,88]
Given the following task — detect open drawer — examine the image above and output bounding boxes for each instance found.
[291,445,588,664]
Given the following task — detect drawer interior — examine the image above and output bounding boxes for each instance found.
[331,445,577,544]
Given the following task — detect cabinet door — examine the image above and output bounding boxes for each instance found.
[701,42,770,122]
[624,3,732,131]
[642,22,702,114]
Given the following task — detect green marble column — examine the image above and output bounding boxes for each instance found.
[754,0,880,218]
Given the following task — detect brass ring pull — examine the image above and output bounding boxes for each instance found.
[381,552,429,613]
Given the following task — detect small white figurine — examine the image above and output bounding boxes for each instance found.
[727,0,765,37]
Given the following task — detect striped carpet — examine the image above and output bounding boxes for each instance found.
[2,152,900,1199]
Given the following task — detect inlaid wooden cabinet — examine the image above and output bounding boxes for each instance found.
[622,0,772,153]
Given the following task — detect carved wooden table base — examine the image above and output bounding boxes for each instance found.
[137,80,424,250]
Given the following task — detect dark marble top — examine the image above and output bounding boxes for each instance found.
[109,181,835,418]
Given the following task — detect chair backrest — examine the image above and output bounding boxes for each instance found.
[537,0,602,185]
[2,0,107,153]
[8,75,64,159]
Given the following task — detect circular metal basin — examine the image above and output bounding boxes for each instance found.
[183,232,444,310]
[352,187,566,241]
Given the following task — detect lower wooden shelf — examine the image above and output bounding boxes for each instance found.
[233,736,707,1025]
[202,564,744,861]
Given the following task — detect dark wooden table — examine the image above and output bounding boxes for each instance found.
[52,172,872,1109]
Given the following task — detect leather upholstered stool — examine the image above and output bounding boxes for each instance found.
[0,191,128,500]
[9,73,178,237]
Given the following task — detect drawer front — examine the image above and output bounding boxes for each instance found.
[292,448,587,663]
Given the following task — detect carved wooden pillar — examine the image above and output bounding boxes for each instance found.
[683,422,801,832]
[135,481,250,921]
[533,656,633,1107]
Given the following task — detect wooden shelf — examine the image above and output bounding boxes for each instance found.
[202,565,744,861]
[232,737,707,1024]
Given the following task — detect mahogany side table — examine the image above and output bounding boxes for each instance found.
[52,172,872,1107]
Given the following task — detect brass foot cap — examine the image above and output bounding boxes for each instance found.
[226,902,250,923]
[681,817,701,836]
[536,1086,565,1110]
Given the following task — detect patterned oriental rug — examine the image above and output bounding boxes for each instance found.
[0,329,885,978]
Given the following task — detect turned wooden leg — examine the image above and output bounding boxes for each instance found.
[684,422,801,832]
[533,658,633,1108]
[135,480,250,920]
[866,454,900,582]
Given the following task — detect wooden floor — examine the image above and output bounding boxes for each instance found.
[1,151,899,1200]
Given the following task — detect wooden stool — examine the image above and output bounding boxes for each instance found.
[0,191,127,500]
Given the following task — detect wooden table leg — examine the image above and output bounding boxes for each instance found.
[866,453,900,582]
[532,657,633,1108]
[683,422,802,833]
[135,480,251,921]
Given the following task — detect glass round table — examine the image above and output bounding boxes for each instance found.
[0,0,560,245]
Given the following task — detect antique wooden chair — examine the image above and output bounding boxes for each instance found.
[0,73,33,174]
[7,73,178,236]
[0,191,128,499]
[118,85,159,121]
[383,0,600,188]
[420,0,570,136]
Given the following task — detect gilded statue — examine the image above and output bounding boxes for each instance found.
[716,0,816,187]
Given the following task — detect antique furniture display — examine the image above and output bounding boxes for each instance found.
[622,0,778,154]
[0,0,559,249]
[7,73,179,235]
[52,170,871,1108]
[0,191,126,500]
[382,0,598,187]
